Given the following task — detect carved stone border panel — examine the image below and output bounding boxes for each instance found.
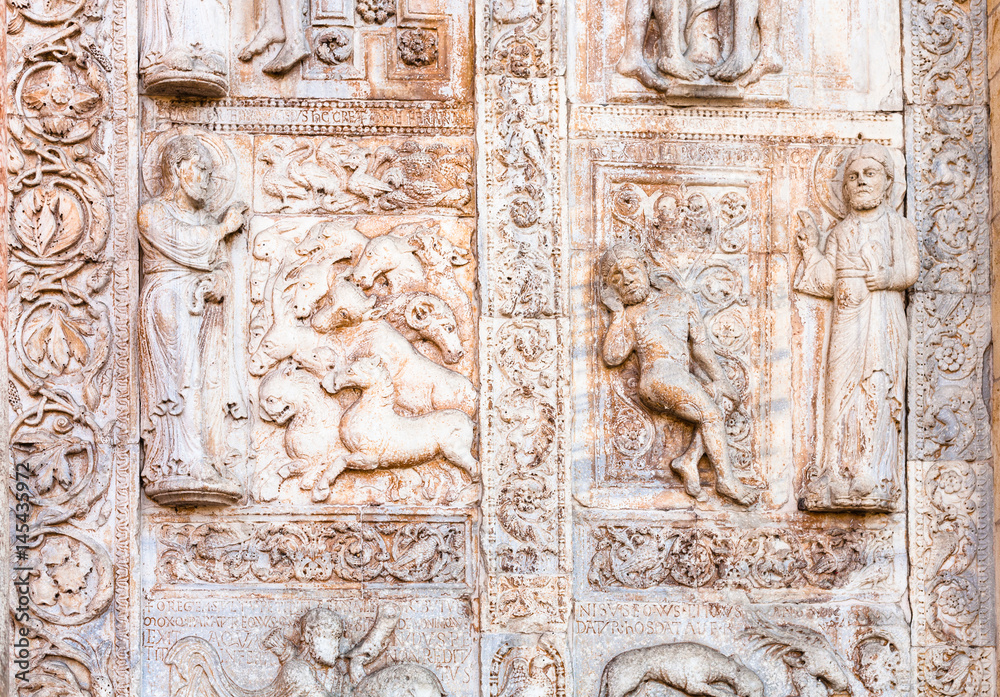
[904,0,997,693]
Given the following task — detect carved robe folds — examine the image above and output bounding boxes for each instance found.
[796,208,918,512]
[139,195,247,506]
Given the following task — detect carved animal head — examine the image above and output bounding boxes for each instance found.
[330,355,391,393]
[259,362,315,425]
[745,618,853,697]
[409,227,470,269]
[311,280,379,332]
[351,235,418,289]
[295,221,366,262]
[287,264,331,319]
[249,324,317,376]
[405,294,463,364]
[252,231,284,261]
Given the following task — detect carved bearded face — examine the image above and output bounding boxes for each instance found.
[606,256,651,306]
[300,608,344,667]
[173,146,212,207]
[844,156,889,211]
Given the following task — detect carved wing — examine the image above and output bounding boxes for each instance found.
[345,603,402,681]
[744,614,835,657]
[166,637,282,697]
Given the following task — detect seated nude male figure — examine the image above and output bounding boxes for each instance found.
[600,243,756,506]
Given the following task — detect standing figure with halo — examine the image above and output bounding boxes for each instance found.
[138,129,250,506]
[795,144,919,512]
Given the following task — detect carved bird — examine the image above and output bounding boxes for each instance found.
[288,139,351,210]
[392,526,442,571]
[258,138,308,210]
[497,652,556,697]
[343,148,394,211]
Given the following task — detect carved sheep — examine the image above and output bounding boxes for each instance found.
[380,292,464,364]
[326,355,479,485]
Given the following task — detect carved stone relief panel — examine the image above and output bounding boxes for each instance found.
[230,0,471,99]
[572,0,902,109]
[142,595,478,697]
[136,109,481,695]
[572,603,911,697]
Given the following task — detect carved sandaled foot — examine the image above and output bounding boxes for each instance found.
[239,28,284,62]
[657,55,705,81]
[737,54,783,87]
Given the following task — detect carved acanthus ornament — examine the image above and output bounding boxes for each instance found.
[6,0,127,690]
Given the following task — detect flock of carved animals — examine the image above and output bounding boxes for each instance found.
[250,219,477,502]
[256,137,473,214]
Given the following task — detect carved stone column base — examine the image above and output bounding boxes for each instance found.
[142,70,228,99]
[143,475,243,507]
[798,493,902,514]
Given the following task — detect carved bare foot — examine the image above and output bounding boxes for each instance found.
[670,435,707,502]
[239,27,285,62]
[657,54,705,81]
[716,477,758,506]
[710,47,755,82]
[263,40,310,75]
[616,55,674,91]
[737,53,784,87]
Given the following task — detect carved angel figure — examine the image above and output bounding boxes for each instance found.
[795,144,919,512]
[138,134,248,506]
[599,242,755,506]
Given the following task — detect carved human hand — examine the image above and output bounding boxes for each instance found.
[796,210,820,252]
[201,269,229,302]
[220,201,248,235]
[864,266,891,291]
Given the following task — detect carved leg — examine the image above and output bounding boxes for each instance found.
[311,456,348,502]
[737,0,782,86]
[688,683,738,697]
[672,392,757,506]
[263,0,310,74]
[616,0,675,90]
[239,0,285,62]
[670,430,708,501]
[710,0,759,81]
[654,0,706,80]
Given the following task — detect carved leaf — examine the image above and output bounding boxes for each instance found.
[14,430,87,495]
[24,306,93,373]
[12,186,86,258]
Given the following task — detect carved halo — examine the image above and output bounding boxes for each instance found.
[812,145,907,220]
[141,127,237,211]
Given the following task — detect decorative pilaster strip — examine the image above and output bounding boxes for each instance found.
[5,0,137,691]
[475,0,570,634]
[904,0,997,694]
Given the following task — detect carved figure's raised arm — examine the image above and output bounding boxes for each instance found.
[795,224,837,299]
[602,309,636,367]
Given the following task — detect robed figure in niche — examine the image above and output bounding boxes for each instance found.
[795,144,918,512]
[138,133,249,506]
